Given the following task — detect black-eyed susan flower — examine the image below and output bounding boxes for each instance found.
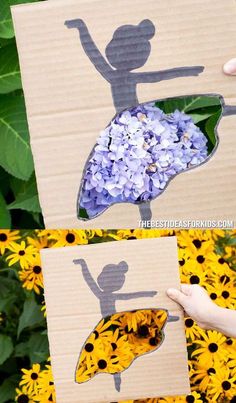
[19,364,41,394]
[15,386,36,403]
[27,235,51,250]
[191,330,228,366]
[177,230,214,255]
[184,317,202,341]
[6,241,38,269]
[49,230,88,247]
[0,230,20,255]
[191,362,218,392]
[18,254,44,294]
[34,365,56,403]
[208,366,236,401]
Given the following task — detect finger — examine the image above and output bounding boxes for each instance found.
[166,288,187,307]
[180,283,193,296]
[223,58,236,75]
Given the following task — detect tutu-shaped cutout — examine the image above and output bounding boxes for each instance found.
[78,95,223,220]
[76,309,168,383]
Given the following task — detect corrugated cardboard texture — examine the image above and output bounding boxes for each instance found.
[40,237,190,402]
[12,0,236,228]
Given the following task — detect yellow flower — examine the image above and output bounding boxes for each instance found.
[191,330,228,366]
[184,317,202,341]
[191,361,219,392]
[15,385,36,402]
[19,364,41,394]
[208,366,236,401]
[177,230,214,255]
[49,230,88,247]
[27,235,51,250]
[6,241,37,269]
[85,229,104,239]
[18,254,44,294]
[34,365,56,402]
[0,230,20,255]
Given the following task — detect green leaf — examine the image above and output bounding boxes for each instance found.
[183,96,221,112]
[0,42,21,93]
[0,191,11,228]
[8,175,41,213]
[205,109,222,146]
[0,94,34,180]
[0,0,39,39]
[28,333,49,364]
[0,334,14,365]
[190,112,214,124]
[15,333,49,364]
[156,95,221,114]
[18,294,44,338]
[0,376,18,403]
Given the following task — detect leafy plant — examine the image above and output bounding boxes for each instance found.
[0,0,44,229]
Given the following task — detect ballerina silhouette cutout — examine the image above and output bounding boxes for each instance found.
[65,19,236,222]
[74,258,179,391]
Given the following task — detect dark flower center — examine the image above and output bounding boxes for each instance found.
[222,291,230,299]
[124,325,133,334]
[222,381,231,391]
[111,343,117,351]
[197,255,205,264]
[230,396,236,402]
[220,275,230,284]
[207,367,216,375]
[17,395,29,403]
[185,318,194,328]
[31,372,38,380]
[93,330,99,339]
[190,275,200,284]
[149,337,159,346]
[111,355,119,364]
[49,381,54,385]
[179,259,185,266]
[138,325,149,337]
[192,239,202,249]
[210,293,217,300]
[98,359,107,369]
[0,233,7,242]
[128,236,136,240]
[85,343,94,352]
[218,257,225,264]
[186,396,195,403]
[227,339,233,346]
[33,265,41,274]
[208,343,218,353]
[66,233,75,243]
[19,250,25,256]
[49,395,53,402]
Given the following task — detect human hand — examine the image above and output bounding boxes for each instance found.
[166,284,219,330]
[223,58,236,75]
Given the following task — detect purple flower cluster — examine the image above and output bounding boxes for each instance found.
[79,103,208,218]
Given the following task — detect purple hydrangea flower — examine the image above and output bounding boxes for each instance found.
[79,103,208,218]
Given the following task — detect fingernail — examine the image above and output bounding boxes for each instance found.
[223,58,236,75]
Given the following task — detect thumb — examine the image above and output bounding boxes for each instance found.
[223,58,236,75]
[166,288,187,307]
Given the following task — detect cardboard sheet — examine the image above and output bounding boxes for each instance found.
[11,0,236,228]
[40,237,190,402]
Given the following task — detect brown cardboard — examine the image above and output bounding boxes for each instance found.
[40,236,190,402]
[11,0,236,228]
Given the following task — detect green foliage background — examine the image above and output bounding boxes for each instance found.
[0,0,222,229]
[0,0,44,229]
